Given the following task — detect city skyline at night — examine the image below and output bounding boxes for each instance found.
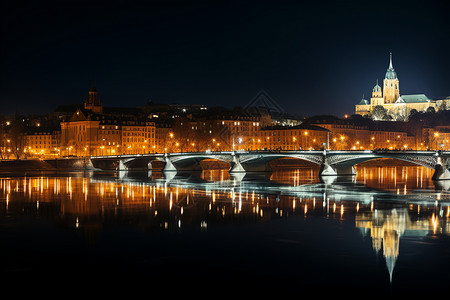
[2,1,450,294]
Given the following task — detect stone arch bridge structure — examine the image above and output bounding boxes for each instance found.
[88,150,450,181]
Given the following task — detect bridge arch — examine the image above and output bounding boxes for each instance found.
[326,153,437,170]
[164,155,234,172]
[232,153,323,173]
[321,152,439,176]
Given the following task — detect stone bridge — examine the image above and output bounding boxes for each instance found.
[89,150,450,180]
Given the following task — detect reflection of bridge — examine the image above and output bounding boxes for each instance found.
[87,150,450,180]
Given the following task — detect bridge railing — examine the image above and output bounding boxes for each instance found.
[88,149,446,159]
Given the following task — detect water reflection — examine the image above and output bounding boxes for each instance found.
[1,166,449,290]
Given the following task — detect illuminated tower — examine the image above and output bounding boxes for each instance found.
[383,53,400,104]
[84,84,103,114]
[370,80,384,106]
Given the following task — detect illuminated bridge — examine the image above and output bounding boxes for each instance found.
[83,150,450,180]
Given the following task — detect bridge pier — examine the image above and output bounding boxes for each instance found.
[432,156,450,180]
[117,160,128,171]
[229,157,245,173]
[163,156,177,172]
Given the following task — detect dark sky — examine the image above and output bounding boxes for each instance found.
[1,0,449,117]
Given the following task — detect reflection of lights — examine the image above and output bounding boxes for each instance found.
[0,167,448,240]
[431,213,439,234]
[201,221,207,229]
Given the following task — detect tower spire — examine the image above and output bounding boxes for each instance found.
[389,52,393,69]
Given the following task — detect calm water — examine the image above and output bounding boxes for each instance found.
[1,165,449,295]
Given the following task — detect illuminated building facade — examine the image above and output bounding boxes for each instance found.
[258,124,329,150]
[60,108,100,156]
[60,86,156,156]
[215,114,272,151]
[25,130,60,157]
[98,117,122,155]
[121,118,155,155]
[304,115,417,150]
[155,123,173,153]
[355,53,449,120]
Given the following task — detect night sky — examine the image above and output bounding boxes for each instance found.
[1,0,449,117]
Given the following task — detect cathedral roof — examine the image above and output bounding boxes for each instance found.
[385,53,398,80]
[396,94,430,103]
[358,98,369,105]
[373,81,381,92]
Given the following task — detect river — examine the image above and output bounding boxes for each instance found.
[0,163,449,296]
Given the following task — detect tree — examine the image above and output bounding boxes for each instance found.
[371,105,388,121]
[408,109,419,118]
[8,119,25,159]
[393,112,407,121]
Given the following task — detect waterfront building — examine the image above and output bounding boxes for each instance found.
[60,86,156,156]
[25,129,60,158]
[303,115,418,150]
[213,110,272,151]
[154,122,173,153]
[422,126,450,150]
[355,53,449,120]
[121,118,155,155]
[60,108,100,156]
[257,124,329,150]
[98,117,122,156]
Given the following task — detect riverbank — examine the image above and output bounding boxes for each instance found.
[0,159,55,170]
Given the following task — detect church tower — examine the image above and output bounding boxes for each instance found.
[370,80,384,106]
[84,84,103,114]
[383,53,400,104]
